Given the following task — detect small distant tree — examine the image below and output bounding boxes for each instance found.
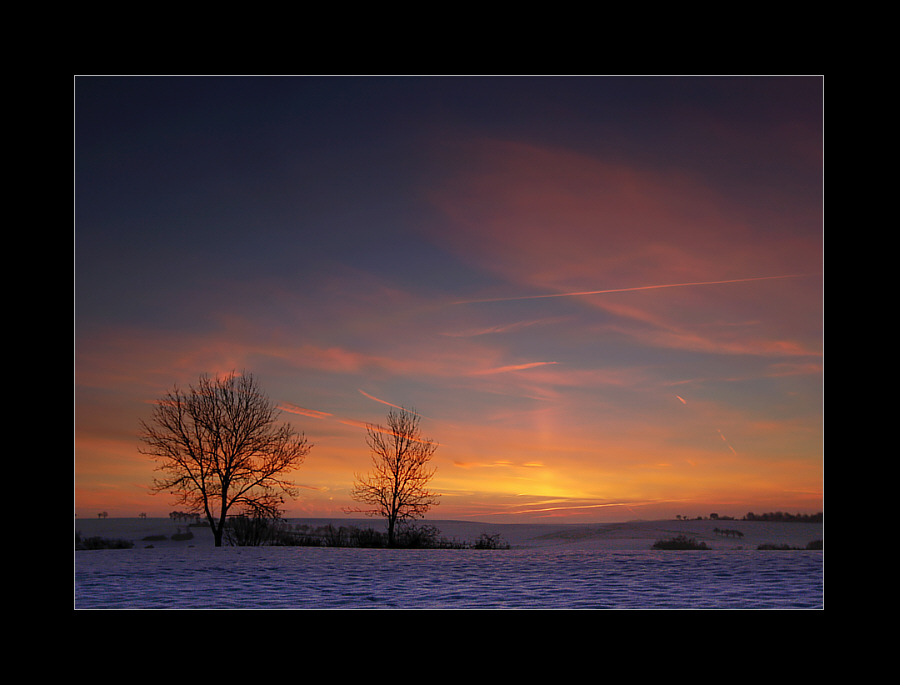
[139,371,312,546]
[347,407,440,546]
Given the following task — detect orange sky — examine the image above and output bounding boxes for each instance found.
[75,77,823,522]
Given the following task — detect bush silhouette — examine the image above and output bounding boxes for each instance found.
[652,535,709,550]
[75,532,134,550]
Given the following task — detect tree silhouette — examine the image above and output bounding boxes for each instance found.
[347,407,440,546]
[139,371,312,546]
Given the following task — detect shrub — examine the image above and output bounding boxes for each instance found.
[349,526,388,548]
[75,532,134,550]
[758,540,824,550]
[396,524,441,548]
[268,523,352,547]
[280,526,325,546]
[652,534,709,550]
[223,516,278,546]
[471,532,510,550]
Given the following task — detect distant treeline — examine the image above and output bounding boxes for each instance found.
[678,511,822,522]
[743,512,822,523]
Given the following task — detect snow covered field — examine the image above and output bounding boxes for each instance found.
[74,518,823,609]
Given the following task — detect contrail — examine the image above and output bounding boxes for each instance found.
[454,274,810,305]
[677,394,738,455]
[358,389,407,411]
[278,402,333,419]
[717,429,738,456]
[470,361,558,376]
[280,396,435,443]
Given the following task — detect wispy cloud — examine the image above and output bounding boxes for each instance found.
[453,459,544,469]
[454,274,810,305]
[279,402,333,420]
[280,398,436,445]
[717,429,738,456]
[358,389,408,411]
[465,496,692,519]
[469,361,559,376]
[441,317,568,337]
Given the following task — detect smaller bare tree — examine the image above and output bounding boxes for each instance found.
[348,407,440,546]
[139,371,312,546]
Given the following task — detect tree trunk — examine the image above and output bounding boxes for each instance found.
[213,494,227,547]
[387,516,396,547]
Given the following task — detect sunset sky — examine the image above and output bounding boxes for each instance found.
[75,76,823,523]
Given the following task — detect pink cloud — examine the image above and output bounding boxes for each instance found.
[427,139,810,282]
[425,139,822,358]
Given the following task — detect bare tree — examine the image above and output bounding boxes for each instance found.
[139,371,312,546]
[348,407,440,546]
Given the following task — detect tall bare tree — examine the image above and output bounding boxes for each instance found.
[348,407,440,546]
[139,371,312,546]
